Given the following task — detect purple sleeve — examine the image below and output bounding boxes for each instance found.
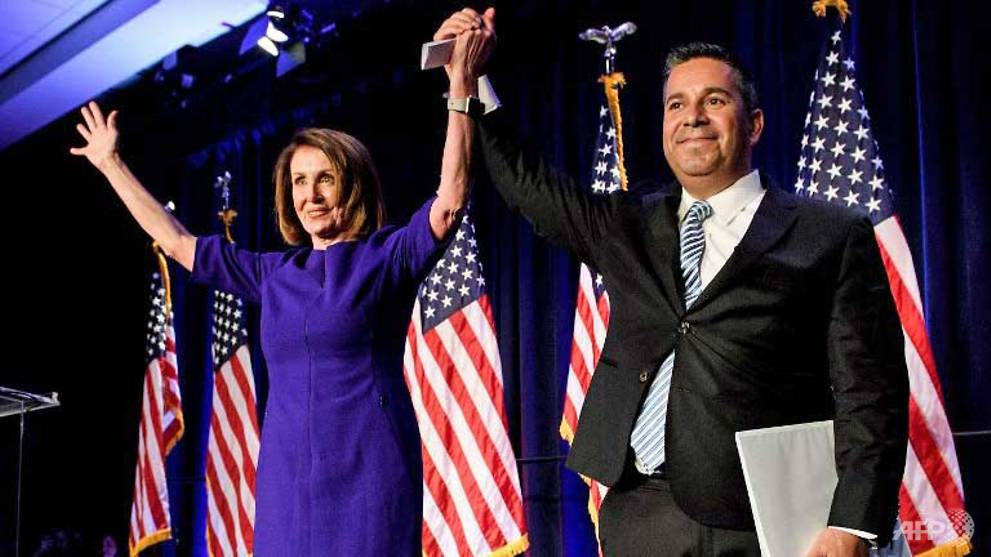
[387,196,453,284]
[190,235,283,303]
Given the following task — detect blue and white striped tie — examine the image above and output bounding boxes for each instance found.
[629,200,713,473]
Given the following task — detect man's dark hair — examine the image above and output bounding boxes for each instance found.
[662,42,760,115]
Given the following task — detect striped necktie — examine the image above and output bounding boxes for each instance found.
[630,200,713,473]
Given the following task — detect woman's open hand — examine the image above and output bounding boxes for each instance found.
[69,101,119,170]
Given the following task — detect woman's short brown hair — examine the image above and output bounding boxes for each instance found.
[273,128,386,246]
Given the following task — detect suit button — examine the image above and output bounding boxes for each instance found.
[379,395,387,407]
[678,321,690,334]
[639,370,649,383]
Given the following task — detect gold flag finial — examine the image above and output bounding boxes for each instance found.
[218,208,239,244]
[812,0,851,23]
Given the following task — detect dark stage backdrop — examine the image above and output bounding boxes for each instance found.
[1,1,987,555]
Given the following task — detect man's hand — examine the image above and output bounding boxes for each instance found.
[806,528,869,557]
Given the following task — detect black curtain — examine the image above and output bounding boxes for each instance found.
[0,1,987,555]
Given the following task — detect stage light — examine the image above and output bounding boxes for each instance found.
[257,36,279,56]
[265,21,289,43]
[240,3,315,68]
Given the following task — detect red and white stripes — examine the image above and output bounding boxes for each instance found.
[129,328,183,557]
[875,218,967,554]
[561,264,611,538]
[205,344,260,557]
[405,295,528,556]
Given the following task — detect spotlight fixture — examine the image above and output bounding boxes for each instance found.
[256,35,279,56]
[262,4,289,45]
[265,20,289,43]
[252,2,312,57]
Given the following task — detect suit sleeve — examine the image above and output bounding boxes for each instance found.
[475,111,617,266]
[826,216,910,545]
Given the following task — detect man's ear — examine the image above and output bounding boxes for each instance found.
[748,108,764,147]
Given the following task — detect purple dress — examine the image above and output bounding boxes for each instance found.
[192,199,446,556]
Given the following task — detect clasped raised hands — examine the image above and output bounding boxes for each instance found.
[433,7,496,83]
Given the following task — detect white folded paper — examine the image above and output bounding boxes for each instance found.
[420,38,502,112]
[421,38,455,70]
[736,420,838,557]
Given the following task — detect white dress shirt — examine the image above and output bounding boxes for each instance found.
[678,170,765,290]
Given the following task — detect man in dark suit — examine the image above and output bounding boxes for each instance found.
[437,9,908,557]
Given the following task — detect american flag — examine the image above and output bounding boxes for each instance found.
[560,80,628,541]
[403,209,528,556]
[795,28,970,555]
[205,289,260,557]
[129,264,184,556]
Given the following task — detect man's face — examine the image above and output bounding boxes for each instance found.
[662,57,763,194]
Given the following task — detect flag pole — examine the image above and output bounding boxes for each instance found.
[151,201,177,314]
[132,201,184,556]
[203,169,263,557]
[579,23,634,191]
[568,21,637,552]
[214,171,238,244]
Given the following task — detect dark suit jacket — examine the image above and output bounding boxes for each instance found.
[476,113,909,544]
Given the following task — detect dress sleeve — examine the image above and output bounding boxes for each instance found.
[190,235,284,303]
[384,196,453,286]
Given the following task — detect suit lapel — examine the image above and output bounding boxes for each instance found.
[642,190,683,314]
[690,184,799,311]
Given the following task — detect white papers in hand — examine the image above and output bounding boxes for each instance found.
[736,420,838,557]
[421,38,455,70]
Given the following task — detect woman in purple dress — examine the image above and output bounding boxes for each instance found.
[69,14,495,555]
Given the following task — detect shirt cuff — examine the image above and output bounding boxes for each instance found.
[477,75,501,113]
[829,526,877,547]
